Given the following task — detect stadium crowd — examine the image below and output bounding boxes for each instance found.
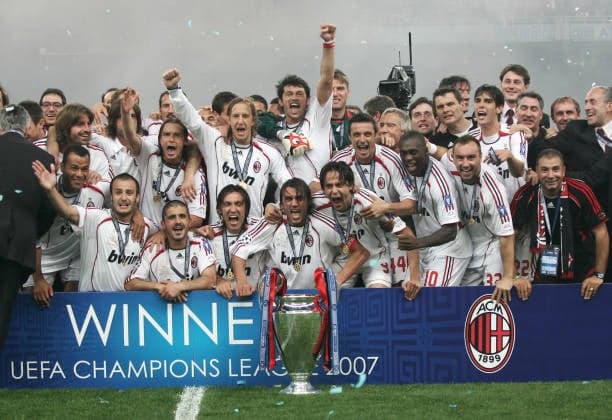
[1,23,611,345]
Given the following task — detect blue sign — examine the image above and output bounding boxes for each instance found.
[2,285,612,388]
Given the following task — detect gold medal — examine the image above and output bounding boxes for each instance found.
[342,243,350,255]
[153,193,162,203]
[293,262,301,272]
[239,181,248,190]
[226,269,235,280]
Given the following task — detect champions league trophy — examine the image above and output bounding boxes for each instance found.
[259,267,339,395]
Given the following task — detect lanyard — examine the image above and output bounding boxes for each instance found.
[284,220,310,265]
[222,229,241,278]
[167,240,192,280]
[332,200,355,243]
[355,160,376,192]
[414,159,433,213]
[59,176,82,227]
[111,217,131,258]
[282,118,304,134]
[540,189,561,240]
[155,160,182,200]
[230,141,254,183]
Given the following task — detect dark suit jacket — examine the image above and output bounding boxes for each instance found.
[0,131,55,273]
[548,119,603,171]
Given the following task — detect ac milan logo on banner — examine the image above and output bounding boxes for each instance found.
[377,177,385,189]
[464,294,515,373]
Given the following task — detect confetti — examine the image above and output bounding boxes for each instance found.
[539,57,544,61]
[14,189,23,194]
[97,397,109,404]
[66,29,72,36]
[211,30,221,36]
[449,403,458,409]
[582,380,590,384]
[566,58,573,64]
[360,40,367,45]
[269,35,275,41]
[327,410,335,419]
[329,386,343,394]
[275,401,285,406]
[233,408,240,413]
[575,7,580,12]
[236,380,246,385]
[105,8,111,14]
[503,45,508,49]
[351,373,367,388]
[0,195,3,202]
[187,19,192,29]
[508,48,513,52]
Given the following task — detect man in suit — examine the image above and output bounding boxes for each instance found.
[548,86,611,172]
[0,105,55,348]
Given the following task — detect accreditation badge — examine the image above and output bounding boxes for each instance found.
[539,246,560,277]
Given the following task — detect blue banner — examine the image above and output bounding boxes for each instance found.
[2,285,612,388]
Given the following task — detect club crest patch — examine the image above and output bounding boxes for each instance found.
[464,294,515,374]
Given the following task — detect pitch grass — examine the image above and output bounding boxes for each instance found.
[2,381,612,419]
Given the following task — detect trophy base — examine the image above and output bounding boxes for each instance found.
[280,381,320,395]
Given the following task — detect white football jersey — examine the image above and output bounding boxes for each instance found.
[137,140,207,228]
[210,219,266,286]
[72,207,153,291]
[278,96,333,181]
[449,165,514,267]
[36,181,109,274]
[170,89,292,224]
[90,133,140,180]
[35,139,113,181]
[128,234,216,283]
[231,212,342,289]
[403,157,472,259]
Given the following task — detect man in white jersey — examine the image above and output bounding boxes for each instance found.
[221,178,369,298]
[32,167,154,292]
[469,84,527,202]
[119,88,206,230]
[24,145,109,306]
[125,201,216,302]
[163,70,291,223]
[315,162,418,292]
[332,113,419,287]
[398,131,473,287]
[40,103,113,182]
[270,24,336,181]
[450,136,516,301]
[207,185,265,288]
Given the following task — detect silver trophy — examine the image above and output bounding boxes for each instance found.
[274,291,321,395]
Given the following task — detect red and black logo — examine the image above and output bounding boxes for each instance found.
[191,256,198,269]
[305,234,314,247]
[464,294,515,373]
[377,176,385,190]
[175,185,182,197]
[253,161,261,173]
[353,213,362,225]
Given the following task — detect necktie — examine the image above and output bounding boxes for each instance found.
[505,109,514,127]
[596,128,612,152]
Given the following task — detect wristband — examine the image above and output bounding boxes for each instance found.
[323,40,335,49]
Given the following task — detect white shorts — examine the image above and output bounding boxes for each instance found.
[514,230,534,281]
[22,264,80,287]
[339,252,391,288]
[462,245,504,286]
[384,233,411,285]
[420,252,470,287]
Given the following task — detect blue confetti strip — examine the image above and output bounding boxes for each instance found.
[329,386,343,394]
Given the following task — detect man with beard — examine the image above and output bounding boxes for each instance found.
[332,113,419,287]
[450,136,515,301]
[125,201,217,302]
[398,131,472,287]
[32,166,154,292]
[121,88,207,230]
[23,145,109,306]
[164,69,291,223]
[222,178,370,297]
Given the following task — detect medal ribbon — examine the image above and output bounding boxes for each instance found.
[332,199,355,245]
[111,217,131,259]
[415,158,433,214]
[166,240,192,280]
[312,267,339,373]
[284,220,310,270]
[58,175,82,228]
[230,141,254,184]
[354,160,376,192]
[155,160,182,200]
[540,188,561,242]
[258,268,287,371]
[460,181,481,223]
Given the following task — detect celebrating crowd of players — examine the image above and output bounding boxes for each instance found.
[2,23,611,311]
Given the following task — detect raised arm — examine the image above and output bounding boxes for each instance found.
[317,24,336,106]
[32,161,80,225]
[121,87,143,156]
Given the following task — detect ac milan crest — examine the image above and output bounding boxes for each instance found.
[253,161,261,173]
[305,234,314,247]
[464,294,515,373]
[191,256,198,269]
[353,213,362,225]
[175,185,182,197]
[377,176,385,190]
